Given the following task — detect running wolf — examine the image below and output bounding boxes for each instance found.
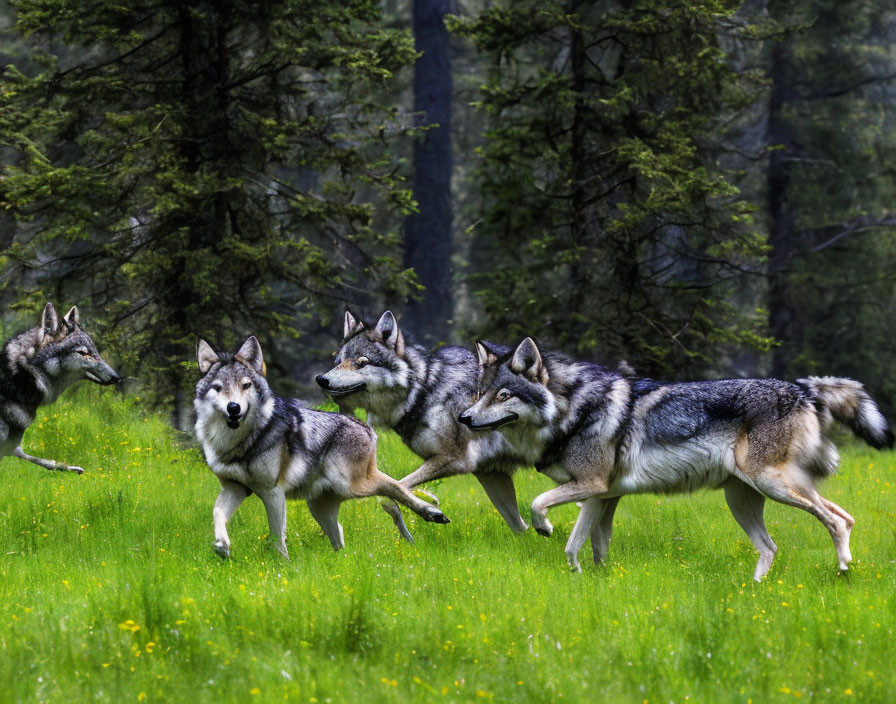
[194,336,449,559]
[0,302,120,474]
[461,337,894,579]
[314,310,531,538]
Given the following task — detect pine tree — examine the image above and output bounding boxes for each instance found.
[452,0,772,376]
[0,0,418,407]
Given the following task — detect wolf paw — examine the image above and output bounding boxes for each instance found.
[213,540,230,559]
[533,519,553,537]
[65,465,84,475]
[423,507,450,524]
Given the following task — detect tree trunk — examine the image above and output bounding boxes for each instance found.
[403,0,453,345]
[766,32,800,378]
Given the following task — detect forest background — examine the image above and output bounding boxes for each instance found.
[2,0,895,425]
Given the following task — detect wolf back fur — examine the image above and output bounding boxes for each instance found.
[463,337,893,580]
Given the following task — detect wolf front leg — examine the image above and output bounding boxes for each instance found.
[213,479,251,559]
[13,446,84,474]
[381,456,465,542]
[256,485,289,559]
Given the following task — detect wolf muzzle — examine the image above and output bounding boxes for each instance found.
[316,375,366,397]
[458,411,519,431]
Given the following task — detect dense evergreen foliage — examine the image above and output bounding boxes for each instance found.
[1,0,895,409]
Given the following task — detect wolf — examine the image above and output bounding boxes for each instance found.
[461,337,894,580]
[194,335,449,559]
[0,302,120,474]
[314,310,532,538]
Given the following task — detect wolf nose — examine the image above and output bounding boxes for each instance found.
[315,374,330,389]
[458,412,473,427]
[226,402,241,417]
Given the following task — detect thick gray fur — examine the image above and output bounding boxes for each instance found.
[0,302,120,474]
[316,310,532,538]
[194,336,449,560]
[462,337,894,579]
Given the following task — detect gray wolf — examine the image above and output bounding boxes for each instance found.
[0,302,120,474]
[461,336,894,580]
[194,335,449,559]
[315,310,532,538]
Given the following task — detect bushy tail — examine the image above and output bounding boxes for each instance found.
[799,376,895,449]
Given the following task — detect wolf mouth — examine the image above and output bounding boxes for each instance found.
[226,405,249,429]
[85,371,118,386]
[463,412,519,431]
[325,382,367,397]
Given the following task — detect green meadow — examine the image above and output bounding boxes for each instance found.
[0,387,894,703]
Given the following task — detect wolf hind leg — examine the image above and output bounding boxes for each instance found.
[213,480,251,559]
[753,468,853,572]
[13,446,83,474]
[356,461,450,526]
[474,471,528,532]
[531,479,609,538]
[723,477,778,581]
[307,492,345,551]
[377,456,462,537]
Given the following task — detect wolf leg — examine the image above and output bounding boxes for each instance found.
[591,496,620,566]
[753,469,852,572]
[213,480,251,559]
[256,486,289,559]
[723,477,778,581]
[474,471,528,532]
[565,497,606,571]
[378,456,462,537]
[13,446,83,474]
[307,492,345,551]
[530,480,609,538]
[362,470,450,525]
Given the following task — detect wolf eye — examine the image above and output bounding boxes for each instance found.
[76,349,90,357]
[496,389,511,402]
[242,381,252,390]
[211,383,223,392]
[356,356,369,367]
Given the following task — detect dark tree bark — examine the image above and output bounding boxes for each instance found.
[766,35,800,378]
[403,0,453,344]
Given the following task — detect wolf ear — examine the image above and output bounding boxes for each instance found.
[374,310,405,356]
[343,309,365,340]
[38,302,60,343]
[63,305,80,329]
[236,335,265,375]
[197,339,220,374]
[510,337,547,384]
[475,340,501,368]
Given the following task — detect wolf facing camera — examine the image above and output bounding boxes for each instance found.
[194,336,449,560]
[0,302,120,474]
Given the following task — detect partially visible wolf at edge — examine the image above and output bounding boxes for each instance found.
[0,302,120,475]
[462,336,894,580]
[194,336,449,559]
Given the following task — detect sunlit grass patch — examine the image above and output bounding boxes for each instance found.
[0,386,893,702]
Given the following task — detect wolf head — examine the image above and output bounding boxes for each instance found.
[10,302,120,389]
[315,310,411,405]
[194,336,273,433]
[459,337,553,431]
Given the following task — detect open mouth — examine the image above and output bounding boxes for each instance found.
[465,412,519,431]
[226,406,249,429]
[85,371,117,386]
[325,382,367,397]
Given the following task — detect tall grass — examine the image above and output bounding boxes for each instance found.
[0,386,893,702]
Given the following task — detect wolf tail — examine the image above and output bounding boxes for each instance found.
[798,376,895,449]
